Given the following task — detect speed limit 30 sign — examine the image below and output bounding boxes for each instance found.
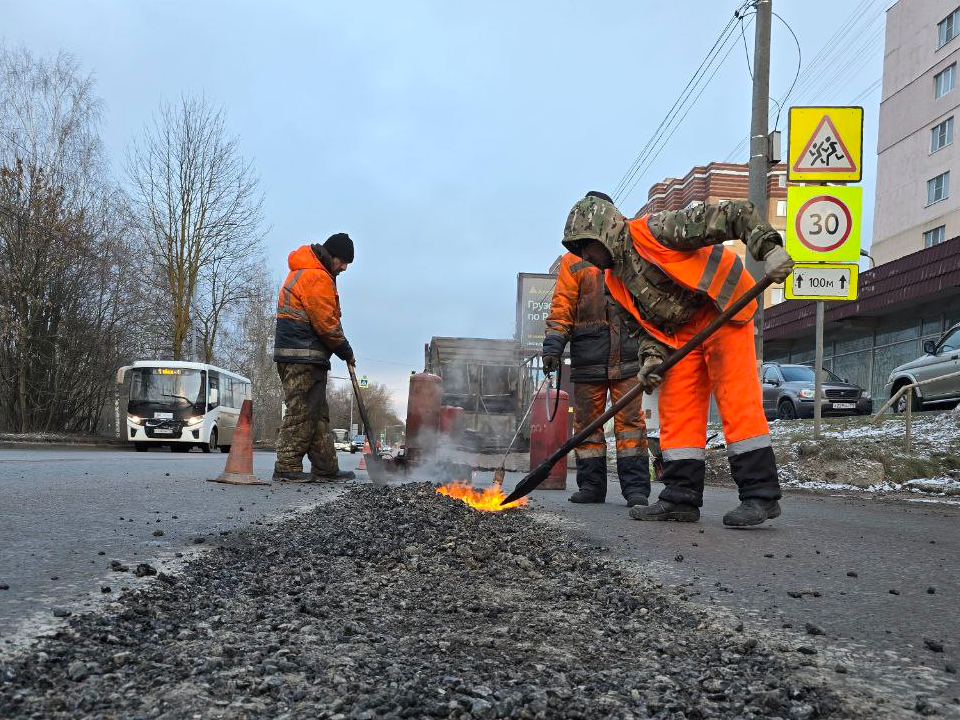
[784,185,862,263]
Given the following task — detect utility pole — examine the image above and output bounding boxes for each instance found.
[747,0,772,367]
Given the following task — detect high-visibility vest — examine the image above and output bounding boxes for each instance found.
[604,215,759,349]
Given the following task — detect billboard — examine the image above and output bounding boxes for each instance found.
[516,273,557,354]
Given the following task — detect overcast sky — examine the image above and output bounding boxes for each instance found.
[5,0,891,414]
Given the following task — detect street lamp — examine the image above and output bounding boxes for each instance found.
[860,249,875,269]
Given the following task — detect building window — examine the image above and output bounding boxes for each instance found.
[924,225,947,247]
[935,63,957,99]
[776,199,787,216]
[928,171,950,205]
[770,287,785,305]
[939,8,959,49]
[931,117,954,152]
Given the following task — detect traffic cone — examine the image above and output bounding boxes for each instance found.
[208,400,270,485]
[357,437,372,470]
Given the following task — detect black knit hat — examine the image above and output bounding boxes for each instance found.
[323,233,354,263]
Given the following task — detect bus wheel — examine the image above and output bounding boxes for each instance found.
[202,428,218,454]
[134,443,148,452]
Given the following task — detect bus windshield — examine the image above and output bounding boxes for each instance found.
[130,368,205,408]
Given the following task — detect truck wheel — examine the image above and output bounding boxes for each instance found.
[777,400,798,421]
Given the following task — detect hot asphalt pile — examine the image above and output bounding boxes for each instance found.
[0,483,888,719]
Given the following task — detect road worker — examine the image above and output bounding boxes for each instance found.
[561,192,794,526]
[272,233,357,483]
[542,216,653,507]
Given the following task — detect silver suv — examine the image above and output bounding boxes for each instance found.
[885,323,960,412]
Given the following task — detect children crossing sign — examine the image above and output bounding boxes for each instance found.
[788,106,863,182]
[785,185,862,263]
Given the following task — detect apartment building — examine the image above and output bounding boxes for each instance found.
[872,1,960,264]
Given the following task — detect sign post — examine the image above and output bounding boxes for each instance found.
[786,106,864,439]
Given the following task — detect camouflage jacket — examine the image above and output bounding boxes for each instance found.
[609,201,782,362]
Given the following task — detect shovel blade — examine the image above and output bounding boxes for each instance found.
[500,463,553,505]
[364,453,392,487]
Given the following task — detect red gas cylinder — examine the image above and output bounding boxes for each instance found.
[439,406,465,442]
[405,373,443,464]
[529,387,570,490]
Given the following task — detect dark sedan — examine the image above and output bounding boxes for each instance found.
[761,363,872,421]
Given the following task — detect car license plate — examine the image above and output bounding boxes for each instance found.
[832,403,855,410]
[154,412,173,419]
[153,428,173,435]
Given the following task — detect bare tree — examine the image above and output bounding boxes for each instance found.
[0,47,135,433]
[126,96,264,360]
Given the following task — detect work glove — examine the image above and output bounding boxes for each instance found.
[763,245,795,283]
[542,355,561,374]
[637,356,664,394]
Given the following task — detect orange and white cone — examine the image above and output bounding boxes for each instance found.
[207,400,270,485]
[356,437,373,470]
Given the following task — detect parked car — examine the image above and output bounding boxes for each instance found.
[761,363,872,420]
[884,322,960,413]
[350,435,366,453]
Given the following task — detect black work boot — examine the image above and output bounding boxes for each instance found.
[723,499,781,527]
[570,456,606,503]
[311,469,356,483]
[630,499,700,522]
[624,493,649,508]
[273,470,313,483]
[569,488,605,503]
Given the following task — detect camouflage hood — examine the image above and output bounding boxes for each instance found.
[561,194,627,259]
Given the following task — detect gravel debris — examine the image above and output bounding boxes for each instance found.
[0,483,881,719]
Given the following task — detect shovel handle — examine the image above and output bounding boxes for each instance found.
[348,365,378,453]
[504,274,775,504]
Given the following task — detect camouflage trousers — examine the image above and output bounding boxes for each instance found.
[274,362,339,476]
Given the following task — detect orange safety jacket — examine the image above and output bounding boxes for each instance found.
[273,245,352,367]
[604,215,759,349]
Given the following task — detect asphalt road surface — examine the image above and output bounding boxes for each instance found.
[0,445,351,643]
[2,446,958,706]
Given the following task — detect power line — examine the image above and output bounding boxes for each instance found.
[618,26,744,206]
[611,1,753,203]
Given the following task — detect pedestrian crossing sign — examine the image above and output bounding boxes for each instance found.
[788,106,863,182]
[359,376,369,388]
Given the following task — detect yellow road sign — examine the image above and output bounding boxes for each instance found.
[785,262,859,301]
[788,106,863,182]
[359,375,370,388]
[785,185,862,263]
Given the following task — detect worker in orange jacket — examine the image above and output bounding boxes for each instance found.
[542,250,651,507]
[273,233,357,483]
[561,192,795,527]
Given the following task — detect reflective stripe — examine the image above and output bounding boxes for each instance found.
[570,260,592,273]
[576,447,607,458]
[715,257,744,308]
[278,269,306,315]
[274,347,329,359]
[278,307,309,321]
[615,429,644,440]
[726,434,772,457]
[696,245,724,292]
[662,447,706,462]
[615,446,646,457]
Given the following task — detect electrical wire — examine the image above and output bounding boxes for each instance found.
[618,24,744,205]
[770,11,802,131]
[611,0,753,203]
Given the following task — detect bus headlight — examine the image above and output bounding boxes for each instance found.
[128,414,143,425]
[186,416,203,426]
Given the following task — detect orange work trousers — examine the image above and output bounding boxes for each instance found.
[656,306,780,507]
[573,376,650,499]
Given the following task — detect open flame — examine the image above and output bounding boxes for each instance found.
[436,481,528,512]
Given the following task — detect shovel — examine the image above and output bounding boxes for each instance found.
[348,365,390,487]
[501,274,775,505]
